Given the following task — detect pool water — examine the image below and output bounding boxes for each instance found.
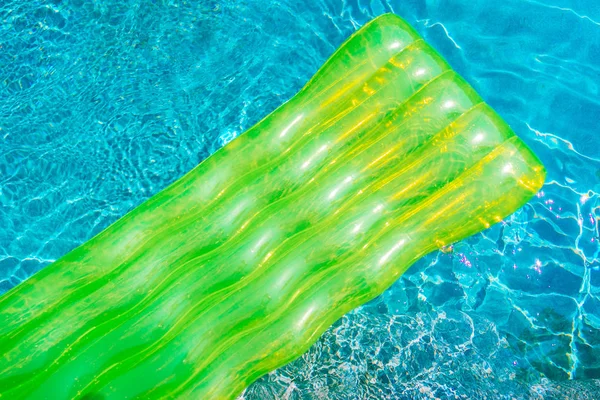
[1,0,599,398]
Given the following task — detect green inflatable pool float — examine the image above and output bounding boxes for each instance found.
[0,13,545,399]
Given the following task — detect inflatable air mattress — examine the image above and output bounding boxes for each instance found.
[0,13,545,399]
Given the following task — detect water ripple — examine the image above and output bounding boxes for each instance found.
[525,0,600,27]
[417,19,462,50]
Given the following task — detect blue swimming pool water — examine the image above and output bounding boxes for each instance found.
[1,0,599,398]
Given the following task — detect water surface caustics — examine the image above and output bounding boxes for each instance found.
[0,14,545,399]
